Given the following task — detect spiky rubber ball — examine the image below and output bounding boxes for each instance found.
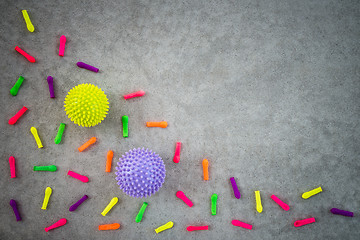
[64,83,109,127]
[115,148,166,198]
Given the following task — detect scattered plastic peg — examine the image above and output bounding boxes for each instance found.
[54,123,66,144]
[31,127,43,148]
[176,191,193,207]
[69,195,88,211]
[10,76,24,96]
[187,226,209,231]
[302,187,322,199]
[9,199,21,221]
[202,159,209,180]
[173,142,181,163]
[8,106,28,125]
[45,218,67,232]
[78,137,96,152]
[99,223,120,231]
[135,202,148,223]
[41,187,52,210]
[270,195,290,211]
[146,121,168,128]
[9,156,16,178]
[255,191,263,213]
[230,177,241,199]
[76,62,99,72]
[330,208,354,217]
[155,221,174,234]
[106,150,113,172]
[122,116,128,138]
[47,76,55,98]
[294,217,315,227]
[67,170,89,183]
[21,10,34,32]
[15,46,35,63]
[101,197,118,216]
[211,194,218,215]
[59,35,66,57]
[123,90,145,100]
[231,220,253,230]
[34,165,57,172]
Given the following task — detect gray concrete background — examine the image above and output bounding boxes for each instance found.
[0,0,359,239]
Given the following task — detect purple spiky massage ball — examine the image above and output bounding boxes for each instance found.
[115,148,166,198]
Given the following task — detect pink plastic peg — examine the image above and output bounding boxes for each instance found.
[59,35,66,57]
[9,156,16,178]
[45,218,67,232]
[15,46,36,63]
[187,226,208,231]
[231,220,253,230]
[67,170,89,183]
[294,217,315,227]
[270,195,290,211]
[8,106,28,125]
[173,142,181,163]
[176,191,193,207]
[123,90,145,100]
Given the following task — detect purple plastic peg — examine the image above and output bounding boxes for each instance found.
[10,199,21,221]
[69,195,88,211]
[76,62,99,72]
[230,177,241,199]
[47,76,55,98]
[330,208,354,217]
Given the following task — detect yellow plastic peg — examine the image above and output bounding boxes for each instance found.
[302,187,322,199]
[22,10,35,32]
[31,127,43,148]
[255,190,263,213]
[41,187,52,210]
[155,221,174,234]
[101,197,118,216]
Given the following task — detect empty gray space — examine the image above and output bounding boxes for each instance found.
[0,0,359,239]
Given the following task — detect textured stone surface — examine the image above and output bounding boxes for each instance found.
[0,0,359,239]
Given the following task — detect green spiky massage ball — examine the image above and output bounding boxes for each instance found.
[64,83,109,127]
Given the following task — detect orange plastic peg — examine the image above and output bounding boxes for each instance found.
[146,121,168,128]
[202,159,209,181]
[106,150,113,172]
[78,137,96,152]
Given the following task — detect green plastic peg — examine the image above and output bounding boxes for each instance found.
[10,76,24,96]
[122,115,128,138]
[135,202,148,223]
[54,123,66,144]
[33,165,57,172]
[211,193,218,215]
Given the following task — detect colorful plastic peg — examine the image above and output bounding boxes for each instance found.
[106,150,113,172]
[15,46,35,63]
[270,195,290,211]
[122,116,128,138]
[45,218,67,232]
[99,223,120,230]
[54,123,66,144]
[10,199,21,221]
[330,208,354,217]
[9,156,16,178]
[41,187,52,210]
[10,76,24,96]
[176,191,193,207]
[69,195,89,211]
[294,217,315,227]
[34,165,57,172]
[101,197,118,216]
[255,191,263,213]
[30,127,43,148]
[135,202,148,223]
[22,10,34,32]
[302,187,322,199]
[230,177,241,199]
[202,159,209,180]
[155,221,174,233]
[211,193,218,215]
[123,90,145,100]
[77,62,99,72]
[146,121,168,128]
[173,142,181,163]
[78,137,96,152]
[187,226,209,231]
[8,106,28,125]
[67,170,89,183]
[59,35,66,57]
[231,220,253,230]
[47,76,55,98]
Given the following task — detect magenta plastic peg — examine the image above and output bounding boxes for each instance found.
[230,177,241,199]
